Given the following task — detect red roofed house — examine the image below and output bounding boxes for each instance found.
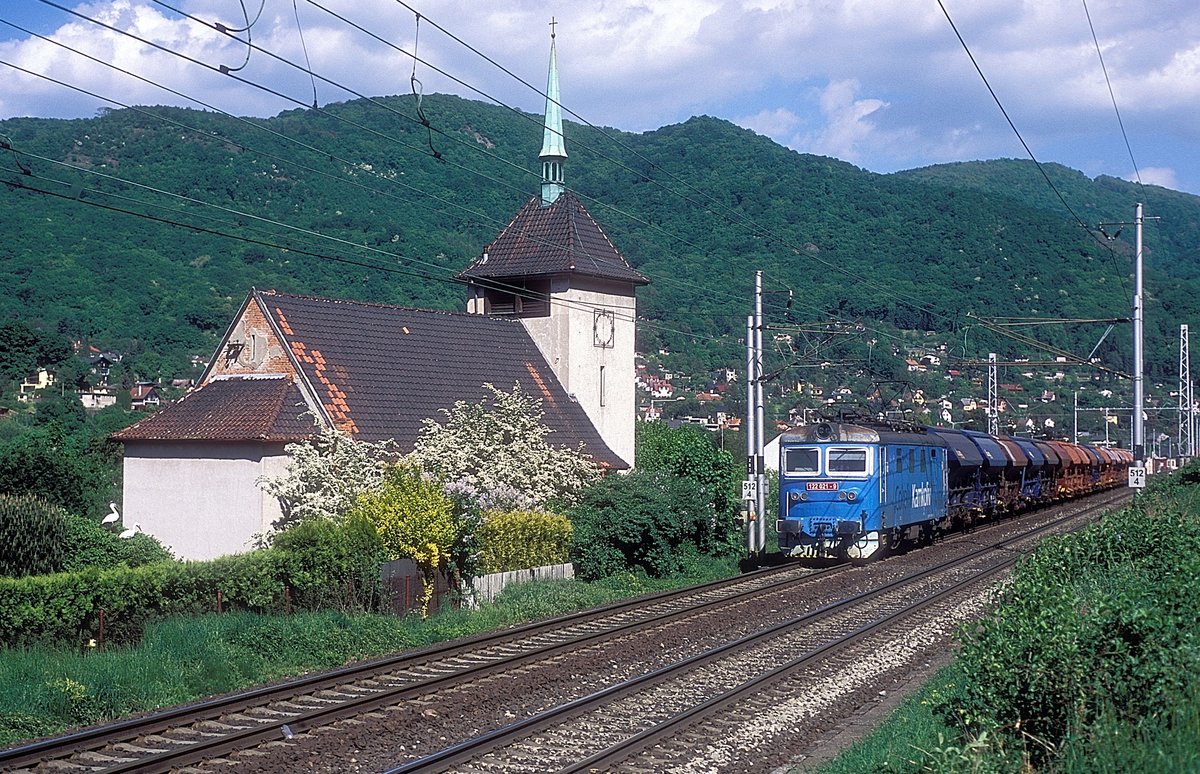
[130,383,160,409]
[114,33,646,560]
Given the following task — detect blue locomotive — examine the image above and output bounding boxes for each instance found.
[776,419,1131,561]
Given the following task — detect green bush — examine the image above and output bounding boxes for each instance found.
[476,510,572,573]
[273,514,386,610]
[0,494,70,577]
[60,514,174,572]
[569,470,720,581]
[945,490,1200,766]
[635,422,743,556]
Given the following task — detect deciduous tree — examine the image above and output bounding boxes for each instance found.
[257,418,397,535]
[407,382,601,510]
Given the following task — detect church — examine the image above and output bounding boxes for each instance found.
[115,31,648,561]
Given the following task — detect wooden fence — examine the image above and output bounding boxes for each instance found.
[466,563,574,608]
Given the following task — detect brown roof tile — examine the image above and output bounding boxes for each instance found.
[458,191,648,285]
[257,291,625,468]
[114,376,313,442]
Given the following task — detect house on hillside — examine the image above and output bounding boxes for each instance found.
[17,368,55,402]
[130,383,161,409]
[79,387,117,410]
[86,352,121,384]
[114,32,646,561]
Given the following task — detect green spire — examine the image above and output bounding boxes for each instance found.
[540,19,566,206]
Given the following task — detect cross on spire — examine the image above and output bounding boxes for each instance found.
[539,17,566,206]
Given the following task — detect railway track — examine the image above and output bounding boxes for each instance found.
[0,490,1129,774]
[388,490,1129,773]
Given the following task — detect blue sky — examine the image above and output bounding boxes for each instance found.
[2,0,1198,196]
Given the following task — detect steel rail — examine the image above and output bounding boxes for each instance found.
[563,556,1016,773]
[387,491,1127,773]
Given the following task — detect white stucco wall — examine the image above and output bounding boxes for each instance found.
[122,441,289,561]
[521,276,637,467]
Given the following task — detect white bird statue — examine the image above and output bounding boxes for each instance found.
[119,523,141,540]
[102,502,120,526]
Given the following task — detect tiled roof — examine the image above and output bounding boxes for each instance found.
[458,191,648,285]
[114,376,313,442]
[260,292,626,468]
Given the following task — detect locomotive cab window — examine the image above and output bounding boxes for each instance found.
[783,447,820,476]
[828,447,870,477]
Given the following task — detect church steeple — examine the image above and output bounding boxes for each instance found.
[539,19,566,207]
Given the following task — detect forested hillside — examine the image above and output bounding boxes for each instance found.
[2,93,1197,382]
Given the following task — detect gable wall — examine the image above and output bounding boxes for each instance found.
[207,298,297,381]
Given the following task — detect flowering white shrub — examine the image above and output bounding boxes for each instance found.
[257,417,398,537]
[406,382,601,510]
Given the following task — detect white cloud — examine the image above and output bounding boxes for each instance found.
[1135,166,1179,190]
[735,107,803,143]
[805,79,888,164]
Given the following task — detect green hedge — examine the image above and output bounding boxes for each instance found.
[476,510,571,573]
[0,519,387,648]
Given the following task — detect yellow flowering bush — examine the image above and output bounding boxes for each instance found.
[350,465,458,616]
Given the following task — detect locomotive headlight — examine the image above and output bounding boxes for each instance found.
[789,491,800,503]
[847,491,857,502]
[799,491,809,501]
[838,491,847,501]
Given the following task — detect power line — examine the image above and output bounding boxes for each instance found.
[347,2,971,328]
[381,1,811,257]
[3,10,748,321]
[10,1,1140,364]
[36,0,536,197]
[293,0,755,307]
[935,0,1133,300]
[164,0,970,324]
[19,3,754,313]
[0,139,733,349]
[18,0,1038,334]
[0,48,507,238]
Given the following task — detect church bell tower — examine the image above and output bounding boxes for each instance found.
[458,22,648,467]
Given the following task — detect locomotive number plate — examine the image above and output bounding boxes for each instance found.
[806,481,840,491]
